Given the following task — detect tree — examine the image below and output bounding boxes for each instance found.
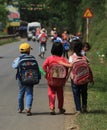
[44,0,81,33]
[0,3,8,30]
[20,0,44,22]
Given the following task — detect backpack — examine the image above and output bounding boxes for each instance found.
[17,55,41,85]
[40,33,47,43]
[63,42,70,51]
[71,56,93,85]
[48,64,67,87]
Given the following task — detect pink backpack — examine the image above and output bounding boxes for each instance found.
[48,64,67,87]
[71,56,93,85]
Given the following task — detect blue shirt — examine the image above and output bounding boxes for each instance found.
[12,54,27,69]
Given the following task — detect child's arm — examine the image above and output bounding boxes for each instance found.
[12,57,20,69]
[58,61,72,68]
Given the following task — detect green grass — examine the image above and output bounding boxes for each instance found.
[0,37,19,45]
[77,67,107,130]
[0,31,7,35]
[77,89,107,130]
[0,31,19,45]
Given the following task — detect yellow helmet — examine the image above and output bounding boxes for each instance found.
[19,43,31,53]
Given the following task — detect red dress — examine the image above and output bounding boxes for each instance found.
[42,55,68,110]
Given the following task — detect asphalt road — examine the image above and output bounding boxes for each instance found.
[0,38,66,130]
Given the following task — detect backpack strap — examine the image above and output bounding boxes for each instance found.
[72,56,87,64]
[16,55,26,80]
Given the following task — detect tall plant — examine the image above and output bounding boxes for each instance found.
[0,3,8,30]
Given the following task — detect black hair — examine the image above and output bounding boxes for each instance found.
[71,40,83,56]
[82,42,91,51]
[51,42,63,56]
[57,32,62,37]
[20,52,30,55]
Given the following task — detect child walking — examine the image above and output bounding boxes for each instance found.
[12,42,41,116]
[81,42,91,56]
[42,42,69,115]
[60,40,94,114]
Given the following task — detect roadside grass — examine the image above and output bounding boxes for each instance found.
[0,38,19,46]
[77,16,107,129]
[77,51,107,130]
[0,31,19,45]
[0,31,7,35]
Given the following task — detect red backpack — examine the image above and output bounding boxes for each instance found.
[71,56,93,85]
[40,33,47,43]
[48,64,67,87]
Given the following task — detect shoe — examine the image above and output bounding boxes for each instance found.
[82,106,88,113]
[17,109,22,113]
[82,108,88,113]
[59,108,66,114]
[25,109,32,116]
[75,111,81,116]
[50,109,56,115]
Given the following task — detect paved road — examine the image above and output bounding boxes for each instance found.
[0,39,66,130]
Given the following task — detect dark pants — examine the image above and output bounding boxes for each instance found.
[71,80,88,111]
[63,50,69,59]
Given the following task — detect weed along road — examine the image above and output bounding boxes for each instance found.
[0,39,67,130]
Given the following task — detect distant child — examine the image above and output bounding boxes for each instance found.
[81,42,91,56]
[38,28,48,58]
[42,42,69,115]
[52,32,63,43]
[63,40,70,59]
[12,42,41,116]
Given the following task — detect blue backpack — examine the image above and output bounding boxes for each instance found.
[63,42,70,51]
[17,55,41,85]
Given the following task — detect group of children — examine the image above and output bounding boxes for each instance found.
[12,38,93,116]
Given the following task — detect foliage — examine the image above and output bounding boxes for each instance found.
[45,0,81,33]
[0,37,18,45]
[20,0,48,25]
[18,0,82,33]
[0,4,8,29]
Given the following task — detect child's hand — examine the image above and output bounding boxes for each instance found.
[58,61,72,68]
[58,61,65,65]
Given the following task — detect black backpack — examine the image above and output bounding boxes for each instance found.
[16,55,41,85]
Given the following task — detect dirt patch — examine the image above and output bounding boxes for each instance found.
[64,81,79,130]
